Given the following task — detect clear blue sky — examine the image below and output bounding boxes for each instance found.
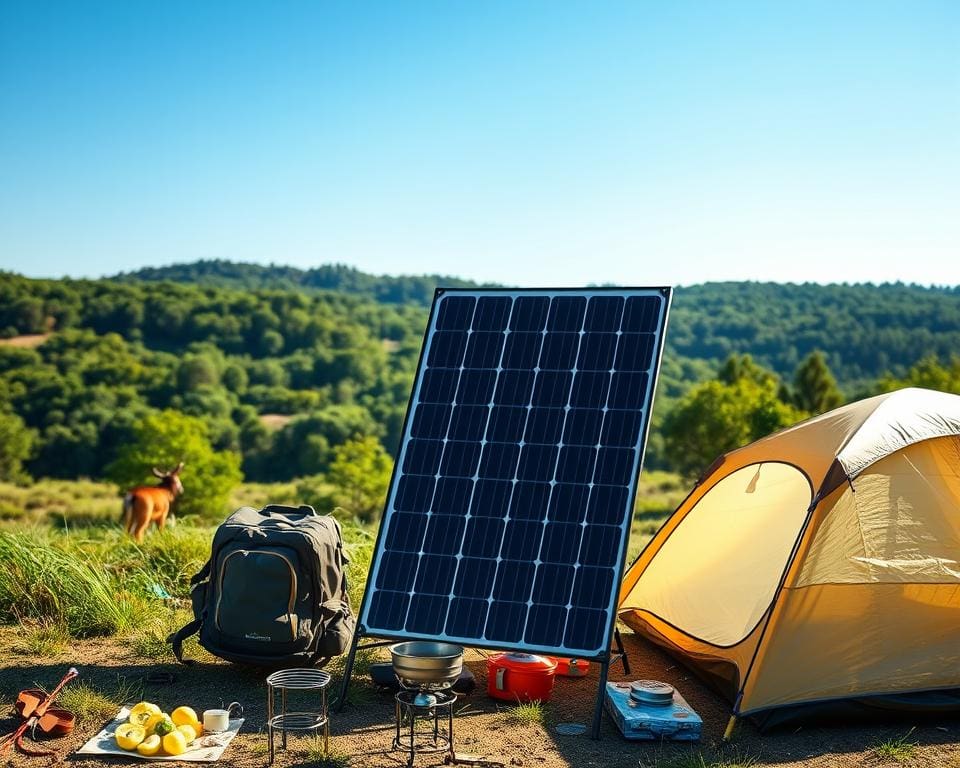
[1,1,958,286]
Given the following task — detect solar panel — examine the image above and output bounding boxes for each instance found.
[359,288,671,659]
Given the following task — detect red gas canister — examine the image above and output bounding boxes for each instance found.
[547,656,590,678]
[487,653,557,702]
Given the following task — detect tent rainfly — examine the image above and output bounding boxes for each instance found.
[619,387,960,726]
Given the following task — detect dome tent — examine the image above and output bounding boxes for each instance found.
[619,387,960,726]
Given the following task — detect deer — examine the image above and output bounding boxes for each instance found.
[122,462,184,543]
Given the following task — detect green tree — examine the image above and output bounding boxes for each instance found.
[0,411,36,482]
[791,351,843,414]
[105,409,243,519]
[877,355,960,394]
[298,436,393,521]
[717,353,778,387]
[176,354,220,391]
[662,378,806,479]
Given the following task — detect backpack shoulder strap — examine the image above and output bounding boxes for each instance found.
[190,558,211,586]
[169,617,202,665]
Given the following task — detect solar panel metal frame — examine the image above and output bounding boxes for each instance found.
[356,286,672,661]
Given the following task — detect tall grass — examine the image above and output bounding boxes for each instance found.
[0,531,146,636]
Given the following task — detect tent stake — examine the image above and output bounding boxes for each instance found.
[722,714,738,742]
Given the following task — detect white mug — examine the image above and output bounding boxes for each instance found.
[203,702,242,733]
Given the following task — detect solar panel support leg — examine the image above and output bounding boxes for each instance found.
[613,627,630,675]
[333,633,360,712]
[590,660,610,740]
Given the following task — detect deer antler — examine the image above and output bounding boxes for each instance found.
[151,467,165,478]
[174,460,185,473]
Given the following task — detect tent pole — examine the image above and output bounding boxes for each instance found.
[590,659,610,739]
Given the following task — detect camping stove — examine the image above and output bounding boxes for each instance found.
[390,642,463,766]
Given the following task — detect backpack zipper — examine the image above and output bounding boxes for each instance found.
[214,549,298,642]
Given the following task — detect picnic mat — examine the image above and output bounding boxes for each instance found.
[77,706,244,762]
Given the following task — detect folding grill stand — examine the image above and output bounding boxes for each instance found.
[334,628,629,740]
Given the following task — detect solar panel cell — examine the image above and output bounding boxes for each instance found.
[583,296,624,331]
[360,288,669,659]
[486,602,527,643]
[495,370,536,405]
[456,370,497,404]
[487,406,527,442]
[411,403,452,439]
[540,333,580,369]
[509,481,551,521]
[428,332,468,367]
[470,478,512,517]
[503,332,543,368]
[472,296,512,331]
[478,443,521,480]
[464,332,506,368]
[524,407,565,444]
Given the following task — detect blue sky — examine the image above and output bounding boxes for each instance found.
[1,1,958,286]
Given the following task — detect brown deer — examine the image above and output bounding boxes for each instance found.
[122,462,184,543]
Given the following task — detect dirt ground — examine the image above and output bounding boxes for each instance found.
[0,629,957,768]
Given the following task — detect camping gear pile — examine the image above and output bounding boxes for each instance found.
[604,681,702,741]
[171,503,354,668]
[3,667,79,757]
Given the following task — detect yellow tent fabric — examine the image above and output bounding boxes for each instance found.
[619,388,960,716]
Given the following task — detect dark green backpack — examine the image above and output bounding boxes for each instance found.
[171,504,354,667]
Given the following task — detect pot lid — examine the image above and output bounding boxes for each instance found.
[629,680,675,706]
[490,652,557,672]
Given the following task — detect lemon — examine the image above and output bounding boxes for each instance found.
[136,735,162,756]
[162,730,188,756]
[144,713,165,734]
[128,701,161,727]
[171,706,199,727]
[115,723,146,751]
[176,723,197,744]
[152,714,175,736]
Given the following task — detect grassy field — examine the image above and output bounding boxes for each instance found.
[1,474,952,768]
[0,471,684,675]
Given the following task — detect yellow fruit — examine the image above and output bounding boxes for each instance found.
[176,723,197,744]
[136,735,161,756]
[115,723,146,750]
[162,730,188,756]
[152,714,175,736]
[171,706,199,727]
[128,702,161,727]
[144,713,165,734]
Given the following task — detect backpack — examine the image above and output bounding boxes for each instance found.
[170,504,355,667]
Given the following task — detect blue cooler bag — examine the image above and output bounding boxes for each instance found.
[605,681,702,741]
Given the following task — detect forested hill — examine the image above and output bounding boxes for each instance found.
[1,267,958,484]
[668,281,960,392]
[113,262,960,390]
[114,260,484,306]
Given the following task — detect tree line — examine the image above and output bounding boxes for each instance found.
[1,267,958,520]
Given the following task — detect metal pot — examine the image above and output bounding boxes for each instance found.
[486,652,557,702]
[390,642,464,689]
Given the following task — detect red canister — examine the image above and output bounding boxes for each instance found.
[486,652,557,702]
[547,656,590,678]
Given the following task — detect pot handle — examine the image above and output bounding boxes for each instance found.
[495,667,506,691]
